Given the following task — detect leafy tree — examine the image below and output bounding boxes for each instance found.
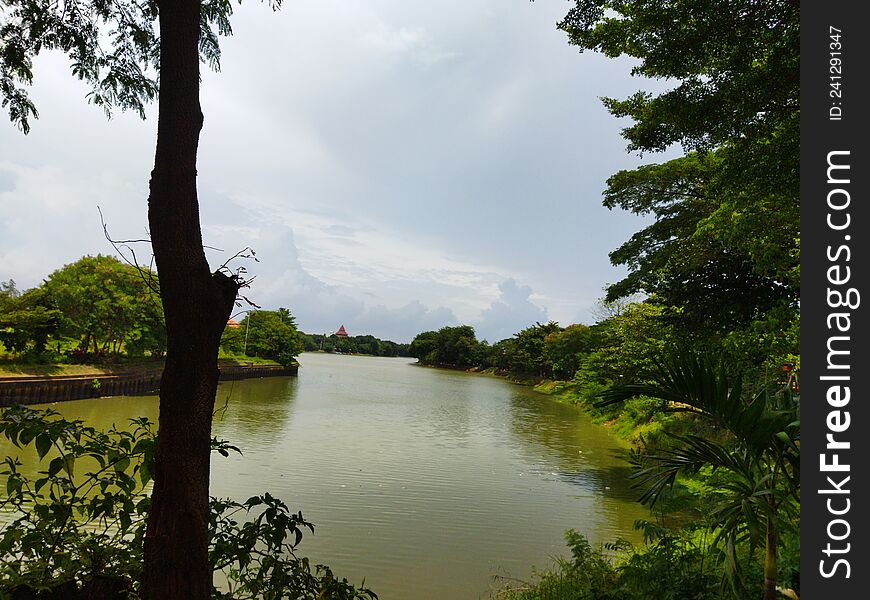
[580,301,671,386]
[240,309,303,367]
[300,332,408,357]
[601,155,795,336]
[559,0,799,338]
[503,321,562,377]
[409,325,484,368]
[219,324,246,356]
[409,331,439,363]
[0,285,61,355]
[43,255,164,356]
[435,325,481,367]
[543,323,593,380]
[2,2,281,596]
[598,354,800,600]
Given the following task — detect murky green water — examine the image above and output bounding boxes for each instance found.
[2,352,650,599]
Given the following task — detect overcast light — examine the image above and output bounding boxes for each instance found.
[0,0,667,343]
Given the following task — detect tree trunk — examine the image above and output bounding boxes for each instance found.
[763,513,778,600]
[140,1,239,598]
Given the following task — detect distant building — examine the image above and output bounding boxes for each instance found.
[334,325,349,337]
[226,319,241,329]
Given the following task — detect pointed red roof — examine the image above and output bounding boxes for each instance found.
[335,325,348,337]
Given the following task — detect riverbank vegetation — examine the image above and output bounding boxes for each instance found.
[299,333,410,358]
[2,258,409,373]
[2,0,798,596]
[0,257,310,370]
[417,1,801,597]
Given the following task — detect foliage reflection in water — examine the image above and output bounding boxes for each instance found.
[2,353,651,599]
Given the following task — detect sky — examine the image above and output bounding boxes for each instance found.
[0,0,669,344]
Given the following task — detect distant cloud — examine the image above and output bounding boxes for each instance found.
[0,168,16,193]
[360,24,425,54]
[0,0,672,344]
[474,279,548,343]
[352,300,458,343]
[202,217,458,343]
[359,21,457,67]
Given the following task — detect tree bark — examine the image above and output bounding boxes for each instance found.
[140,1,239,598]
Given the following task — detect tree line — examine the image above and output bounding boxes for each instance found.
[1,255,166,360]
[1,254,411,369]
[299,333,410,358]
[0,0,799,597]
[0,255,307,368]
[413,1,800,596]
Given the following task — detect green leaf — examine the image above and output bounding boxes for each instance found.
[48,456,64,477]
[35,434,52,460]
[62,455,75,478]
[138,460,151,487]
[19,427,37,446]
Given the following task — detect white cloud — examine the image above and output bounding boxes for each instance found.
[474,279,548,343]
[0,0,672,344]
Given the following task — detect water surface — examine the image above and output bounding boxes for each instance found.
[3,353,650,599]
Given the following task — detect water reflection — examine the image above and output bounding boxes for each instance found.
[213,377,299,446]
[506,390,640,501]
[2,354,651,599]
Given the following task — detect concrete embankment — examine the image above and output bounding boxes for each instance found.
[0,364,298,407]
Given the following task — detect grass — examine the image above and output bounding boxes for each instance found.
[0,355,281,378]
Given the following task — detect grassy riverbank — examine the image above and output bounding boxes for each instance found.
[532,379,705,447]
[0,356,281,379]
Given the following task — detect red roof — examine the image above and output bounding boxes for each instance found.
[335,325,348,337]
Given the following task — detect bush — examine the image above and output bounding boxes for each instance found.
[495,527,725,600]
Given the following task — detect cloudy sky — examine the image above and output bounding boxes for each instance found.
[0,0,667,343]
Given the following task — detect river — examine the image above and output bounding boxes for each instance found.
[2,352,651,599]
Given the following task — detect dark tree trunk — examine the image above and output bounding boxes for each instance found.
[141,1,239,598]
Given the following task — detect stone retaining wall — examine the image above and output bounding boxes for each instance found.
[0,364,298,407]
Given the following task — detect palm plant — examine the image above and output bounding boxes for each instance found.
[597,353,800,600]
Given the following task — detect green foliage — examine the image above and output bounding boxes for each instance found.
[0,405,156,594]
[559,0,798,154]
[581,302,671,386]
[0,0,285,133]
[0,286,61,355]
[239,309,303,368]
[599,352,800,597]
[409,325,484,368]
[210,494,375,600]
[559,0,799,344]
[496,528,724,600]
[43,255,165,358]
[500,322,562,377]
[301,333,409,357]
[219,325,246,356]
[543,324,593,380]
[0,406,376,599]
[601,154,796,336]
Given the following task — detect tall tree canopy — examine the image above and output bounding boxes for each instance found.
[0,282,60,355]
[240,308,303,367]
[560,0,799,340]
[44,254,165,356]
[2,1,281,598]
